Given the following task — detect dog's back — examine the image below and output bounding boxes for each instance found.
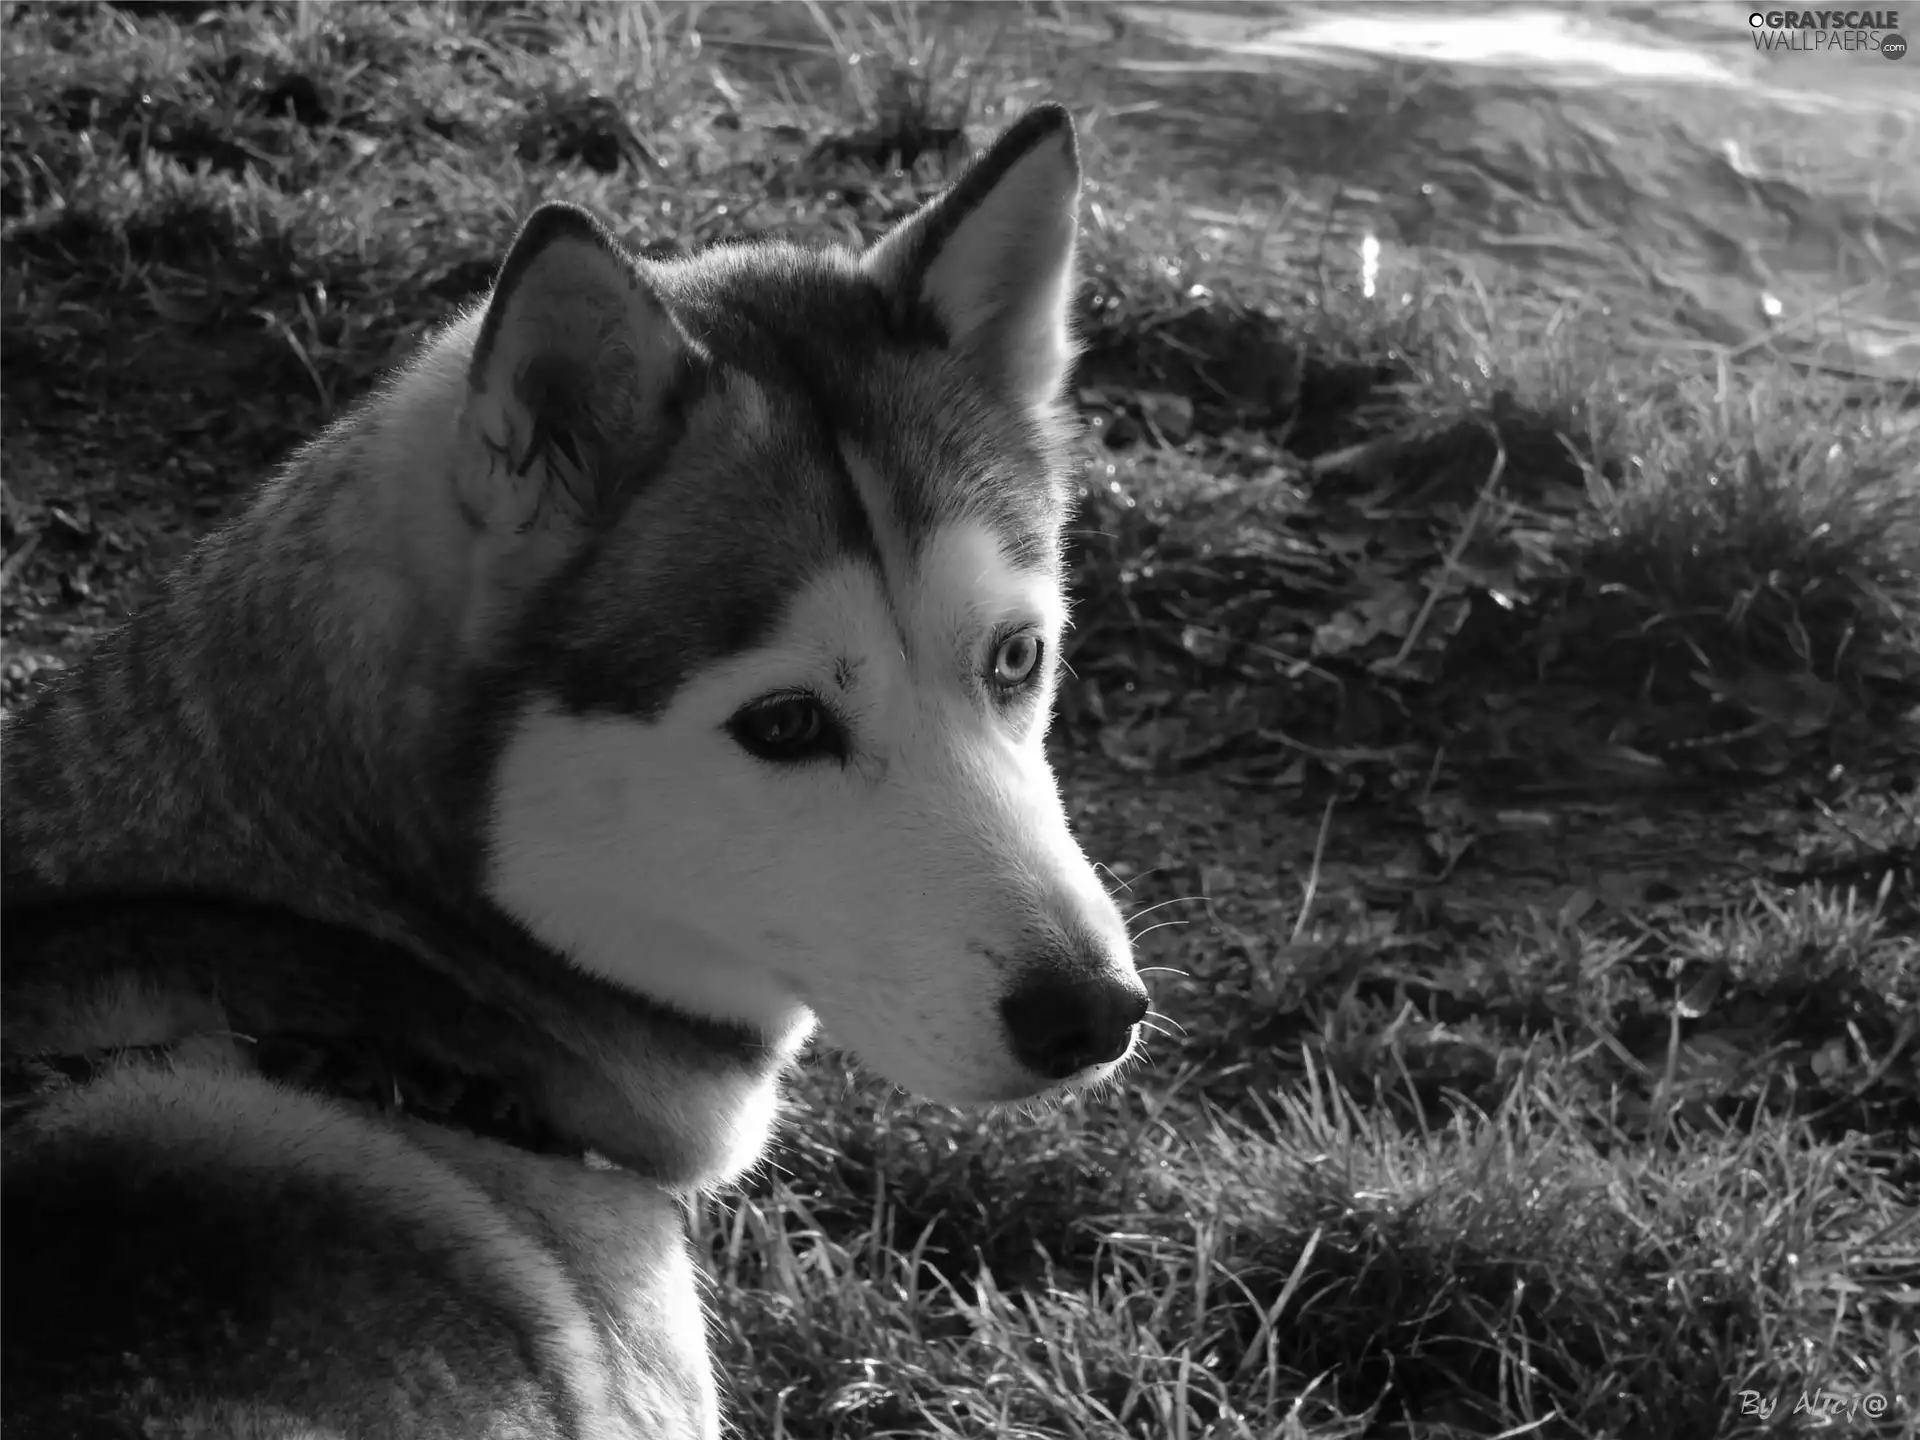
[1,902,722,1440]
[5,1063,715,1439]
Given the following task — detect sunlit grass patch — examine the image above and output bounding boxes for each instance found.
[1547,376,1920,716]
[1128,781,1917,1163]
[702,1059,1918,1438]
[1063,290,1920,784]
[747,1055,1167,1295]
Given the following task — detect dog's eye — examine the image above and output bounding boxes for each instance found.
[991,631,1043,689]
[728,695,843,764]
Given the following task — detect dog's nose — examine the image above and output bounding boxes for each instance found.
[999,972,1149,1080]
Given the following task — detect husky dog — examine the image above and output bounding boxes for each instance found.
[0,104,1145,1438]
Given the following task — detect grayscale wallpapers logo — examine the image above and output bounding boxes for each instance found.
[1748,9,1908,55]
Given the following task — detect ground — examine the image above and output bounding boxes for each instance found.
[2,3,1917,1436]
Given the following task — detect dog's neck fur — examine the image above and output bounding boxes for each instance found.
[0,320,805,1187]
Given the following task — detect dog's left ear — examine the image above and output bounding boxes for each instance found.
[864,104,1081,411]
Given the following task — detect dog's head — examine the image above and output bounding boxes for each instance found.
[454,106,1144,1105]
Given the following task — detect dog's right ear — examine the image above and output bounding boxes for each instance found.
[456,203,694,543]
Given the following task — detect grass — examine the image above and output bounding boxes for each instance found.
[3,2,1917,1436]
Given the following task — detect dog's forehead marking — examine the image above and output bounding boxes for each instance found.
[836,437,913,599]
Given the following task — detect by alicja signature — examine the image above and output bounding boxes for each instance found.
[1737,1388,1897,1423]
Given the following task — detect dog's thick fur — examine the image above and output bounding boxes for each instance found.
[0,104,1146,1438]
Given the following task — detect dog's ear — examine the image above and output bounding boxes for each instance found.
[863,104,1081,412]
[457,203,694,541]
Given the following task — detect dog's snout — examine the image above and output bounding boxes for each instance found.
[999,971,1149,1081]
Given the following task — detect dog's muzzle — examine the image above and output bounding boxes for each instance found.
[998,968,1149,1081]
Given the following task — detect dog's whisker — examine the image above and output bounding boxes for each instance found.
[1129,918,1190,942]
[1104,865,1169,899]
[1123,894,1207,927]
[1134,965,1190,979]
[1143,1009,1187,1038]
